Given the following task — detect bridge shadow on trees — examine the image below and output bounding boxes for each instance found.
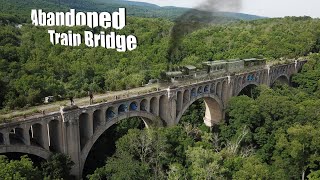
[82,117,145,178]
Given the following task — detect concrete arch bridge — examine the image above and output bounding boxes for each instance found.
[0,60,306,179]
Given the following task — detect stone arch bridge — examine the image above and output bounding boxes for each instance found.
[0,60,306,179]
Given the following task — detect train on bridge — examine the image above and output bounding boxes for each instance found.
[162,58,266,83]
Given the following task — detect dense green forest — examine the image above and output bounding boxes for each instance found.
[0,153,74,179]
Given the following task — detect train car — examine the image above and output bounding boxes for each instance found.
[243,58,266,68]
[202,60,227,74]
[160,57,267,83]
[183,65,197,75]
[226,59,244,73]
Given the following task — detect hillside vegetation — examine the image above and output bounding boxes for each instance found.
[0,0,320,111]
[1,12,320,110]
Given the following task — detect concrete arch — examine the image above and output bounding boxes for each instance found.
[271,74,290,86]
[9,127,26,145]
[48,119,63,152]
[197,86,203,94]
[106,107,116,120]
[93,110,103,134]
[175,94,224,126]
[79,111,161,177]
[159,95,168,120]
[221,81,228,102]
[79,113,91,150]
[216,81,222,97]
[210,83,215,93]
[29,123,46,148]
[191,88,197,98]
[150,97,158,115]
[118,104,128,114]
[204,85,210,93]
[140,99,148,111]
[183,89,190,105]
[235,81,260,96]
[129,101,138,111]
[0,145,51,160]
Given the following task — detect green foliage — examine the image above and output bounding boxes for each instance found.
[41,153,74,180]
[186,146,226,179]
[0,3,320,110]
[0,155,42,180]
[233,156,270,180]
[292,53,320,94]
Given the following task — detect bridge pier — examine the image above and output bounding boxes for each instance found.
[41,124,50,150]
[61,109,82,179]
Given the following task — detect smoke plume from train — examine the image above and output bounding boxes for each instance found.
[167,0,242,66]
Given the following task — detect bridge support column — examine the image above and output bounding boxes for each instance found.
[3,131,10,145]
[165,90,177,126]
[61,108,82,179]
[203,97,224,127]
[41,123,50,150]
[87,111,94,137]
[22,125,31,146]
[204,117,215,127]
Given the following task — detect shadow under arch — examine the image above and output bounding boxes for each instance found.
[235,81,260,97]
[175,94,224,126]
[272,74,290,86]
[0,145,51,160]
[79,111,162,177]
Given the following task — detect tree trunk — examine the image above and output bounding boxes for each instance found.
[302,170,305,180]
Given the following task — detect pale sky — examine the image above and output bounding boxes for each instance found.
[134,0,320,18]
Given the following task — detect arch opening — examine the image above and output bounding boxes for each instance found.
[273,75,290,87]
[48,119,63,152]
[204,85,210,93]
[191,88,197,98]
[82,116,147,178]
[129,102,138,111]
[9,127,25,145]
[183,90,190,105]
[216,82,222,97]
[140,99,148,111]
[29,123,45,148]
[198,86,203,94]
[210,83,215,94]
[106,107,115,120]
[79,113,91,150]
[118,104,128,114]
[238,84,259,98]
[93,110,103,134]
[159,95,167,120]
[177,95,223,127]
[150,97,157,114]
[176,91,183,117]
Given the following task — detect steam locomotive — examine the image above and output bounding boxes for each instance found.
[162,58,266,83]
